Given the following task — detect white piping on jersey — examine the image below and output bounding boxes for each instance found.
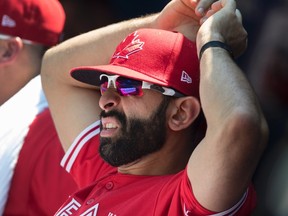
[209,189,248,216]
[61,120,101,173]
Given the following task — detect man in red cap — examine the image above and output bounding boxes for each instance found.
[0,0,221,215]
[0,0,78,215]
[42,0,268,215]
[0,0,223,215]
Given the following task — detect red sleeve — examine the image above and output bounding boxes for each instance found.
[181,168,257,215]
[4,109,78,215]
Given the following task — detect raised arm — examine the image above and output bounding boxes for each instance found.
[187,0,268,212]
[41,0,216,151]
[41,15,157,151]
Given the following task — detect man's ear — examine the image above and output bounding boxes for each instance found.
[0,37,23,64]
[168,96,200,131]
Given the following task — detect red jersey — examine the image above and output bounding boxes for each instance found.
[57,121,256,216]
[3,108,78,215]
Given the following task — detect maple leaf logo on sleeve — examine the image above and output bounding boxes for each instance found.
[112,31,145,59]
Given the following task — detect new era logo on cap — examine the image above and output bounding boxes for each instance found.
[1,15,15,28]
[181,71,192,84]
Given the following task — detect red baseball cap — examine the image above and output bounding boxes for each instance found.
[0,0,65,46]
[71,28,200,98]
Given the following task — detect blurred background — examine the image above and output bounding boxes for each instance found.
[59,1,288,215]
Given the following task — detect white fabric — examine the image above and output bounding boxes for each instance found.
[0,75,48,214]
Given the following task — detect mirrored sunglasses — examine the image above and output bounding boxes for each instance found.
[99,74,184,97]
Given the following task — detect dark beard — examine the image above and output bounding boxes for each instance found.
[99,96,171,167]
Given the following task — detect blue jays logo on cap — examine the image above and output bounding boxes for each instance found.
[112,31,145,60]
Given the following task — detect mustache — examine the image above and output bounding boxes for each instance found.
[100,109,125,119]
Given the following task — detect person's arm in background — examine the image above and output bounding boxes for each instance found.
[187,0,268,212]
[41,0,215,152]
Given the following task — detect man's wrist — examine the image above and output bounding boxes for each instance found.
[199,41,234,60]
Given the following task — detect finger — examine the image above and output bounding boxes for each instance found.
[195,0,217,16]
[199,11,212,25]
[205,9,216,18]
[199,1,222,24]
[199,16,207,25]
[220,0,236,11]
[211,1,222,11]
[235,9,243,23]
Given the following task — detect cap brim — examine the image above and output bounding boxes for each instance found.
[70,65,168,87]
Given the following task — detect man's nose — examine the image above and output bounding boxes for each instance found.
[99,89,120,111]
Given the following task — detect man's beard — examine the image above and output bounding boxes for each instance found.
[99,97,171,167]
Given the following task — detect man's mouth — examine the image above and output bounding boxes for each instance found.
[100,117,120,137]
[103,122,118,130]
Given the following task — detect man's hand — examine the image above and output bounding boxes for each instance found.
[197,0,248,58]
[154,0,217,41]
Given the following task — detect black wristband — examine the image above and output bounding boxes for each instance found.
[199,41,233,60]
